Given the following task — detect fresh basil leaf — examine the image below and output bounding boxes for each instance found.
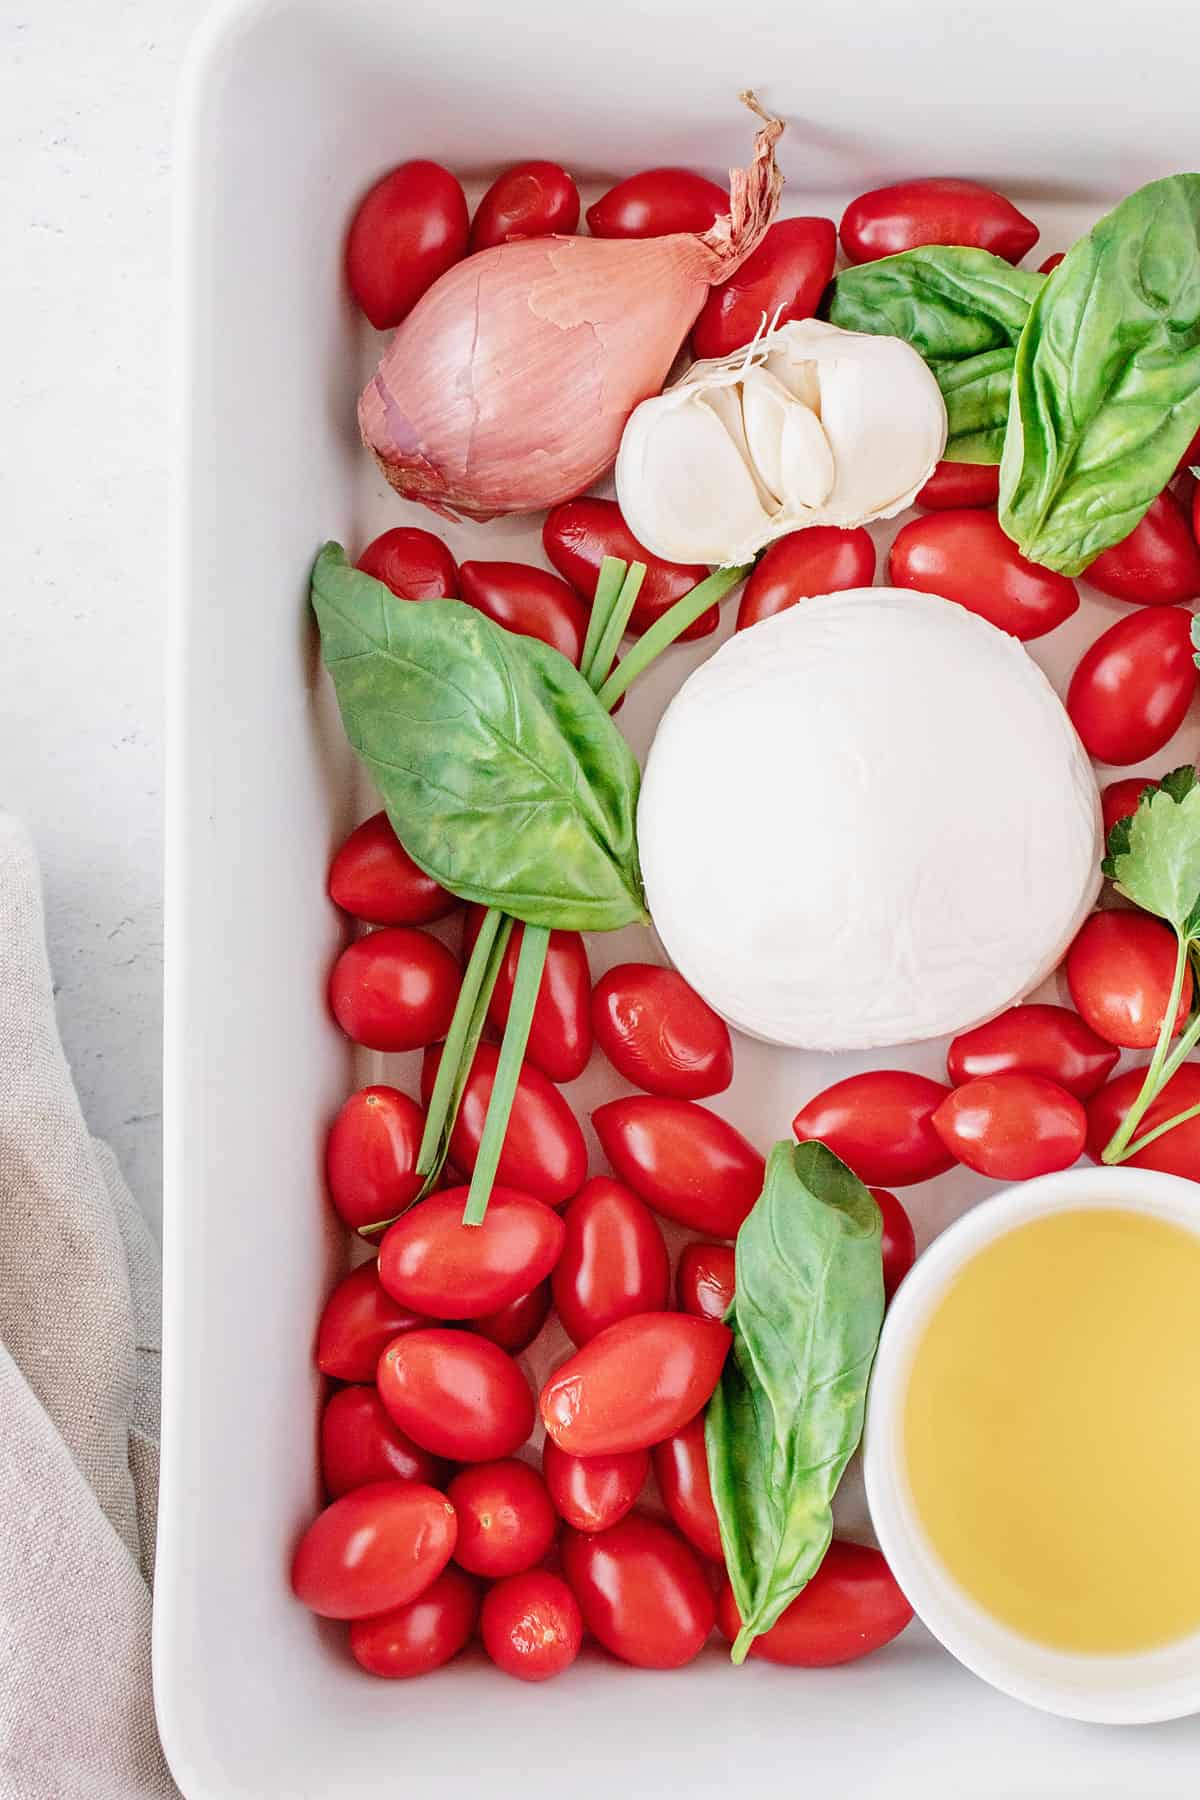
[1000,175,1200,574]
[706,1140,884,1662]
[312,543,648,932]
[829,248,1043,464]
[1103,770,1200,939]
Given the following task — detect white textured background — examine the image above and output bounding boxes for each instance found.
[1,0,208,1227]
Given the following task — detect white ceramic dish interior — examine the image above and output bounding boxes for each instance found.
[160,1,1200,1795]
[864,1166,1200,1725]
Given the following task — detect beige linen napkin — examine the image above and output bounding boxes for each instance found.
[0,815,177,1799]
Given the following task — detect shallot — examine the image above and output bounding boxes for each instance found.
[358,97,783,521]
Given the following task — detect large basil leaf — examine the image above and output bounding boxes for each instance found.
[829,249,1043,462]
[706,1140,884,1662]
[312,543,648,931]
[1000,174,1200,573]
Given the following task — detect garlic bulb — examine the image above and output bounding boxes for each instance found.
[615,318,947,565]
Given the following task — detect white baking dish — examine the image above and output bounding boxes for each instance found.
[160,1,1200,1794]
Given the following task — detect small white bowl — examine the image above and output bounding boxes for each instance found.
[864,1164,1200,1724]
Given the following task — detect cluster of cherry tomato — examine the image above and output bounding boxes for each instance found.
[298,810,916,1680]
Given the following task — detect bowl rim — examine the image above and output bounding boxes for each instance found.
[863,1163,1200,1725]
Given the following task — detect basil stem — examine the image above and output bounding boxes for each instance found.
[579,556,626,681]
[416,907,511,1179]
[462,924,551,1225]
[584,562,646,689]
[597,563,752,710]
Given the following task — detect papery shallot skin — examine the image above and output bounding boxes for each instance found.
[359,109,783,521]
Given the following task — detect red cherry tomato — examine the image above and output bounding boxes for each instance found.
[551,1176,670,1346]
[315,1261,428,1383]
[463,908,592,1084]
[543,498,717,641]
[586,168,727,240]
[716,1540,913,1666]
[692,216,837,360]
[541,1439,648,1533]
[561,1514,715,1668]
[1102,776,1160,840]
[840,178,1038,266]
[591,963,732,1100]
[328,812,456,927]
[870,1189,917,1301]
[378,1328,535,1461]
[330,928,460,1053]
[349,1566,478,1679]
[1065,911,1191,1049]
[457,562,589,665]
[421,1042,587,1206]
[652,1414,723,1562]
[1087,1063,1200,1177]
[1038,251,1065,274]
[540,1313,730,1457]
[320,1386,442,1498]
[793,1071,955,1187]
[1067,606,1197,766]
[947,1002,1120,1100]
[378,1187,564,1319]
[446,1459,558,1578]
[346,161,470,329]
[470,161,580,252]
[592,1097,764,1236]
[291,1481,457,1620]
[325,1086,424,1233]
[356,527,459,601]
[932,1073,1086,1180]
[1085,492,1200,605]
[481,1570,583,1682]
[736,527,876,631]
[676,1241,736,1322]
[472,1281,551,1355]
[915,461,1001,511]
[888,510,1078,640]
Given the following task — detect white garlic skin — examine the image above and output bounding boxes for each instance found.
[615,318,948,567]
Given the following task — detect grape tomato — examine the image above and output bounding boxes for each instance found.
[871,1188,917,1301]
[716,1540,913,1666]
[1085,491,1200,605]
[463,907,592,1084]
[915,461,1001,511]
[793,1071,955,1187]
[840,177,1038,265]
[586,167,727,239]
[1067,606,1197,766]
[320,1386,442,1498]
[561,1514,715,1668]
[552,1176,670,1346]
[932,1073,1087,1181]
[457,561,589,665]
[422,1041,587,1206]
[346,160,469,329]
[592,1096,764,1236]
[947,1002,1120,1100]
[540,1312,730,1457]
[691,216,837,360]
[591,962,732,1099]
[356,527,459,601]
[888,510,1078,640]
[1101,776,1160,840]
[542,1439,648,1533]
[315,1261,428,1383]
[290,1481,457,1620]
[349,1567,479,1680]
[543,498,717,640]
[676,1240,736,1322]
[326,1086,424,1234]
[447,1459,558,1578]
[481,1570,583,1682]
[470,160,580,252]
[652,1413,723,1562]
[1087,1064,1200,1178]
[329,927,460,1053]
[378,1328,535,1461]
[736,526,876,632]
[472,1281,552,1355]
[328,812,457,927]
[1066,910,1192,1049]
[378,1186,565,1319]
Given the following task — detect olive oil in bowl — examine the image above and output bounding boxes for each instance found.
[903,1207,1200,1655]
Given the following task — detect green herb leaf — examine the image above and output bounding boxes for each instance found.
[1103,770,1200,938]
[706,1140,884,1662]
[312,543,648,931]
[828,248,1043,464]
[1000,174,1200,574]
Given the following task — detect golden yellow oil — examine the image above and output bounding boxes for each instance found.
[903,1208,1200,1654]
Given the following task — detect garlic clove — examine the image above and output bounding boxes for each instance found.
[700,382,779,513]
[761,349,822,414]
[813,335,947,524]
[739,367,789,504]
[615,385,773,566]
[778,391,836,512]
